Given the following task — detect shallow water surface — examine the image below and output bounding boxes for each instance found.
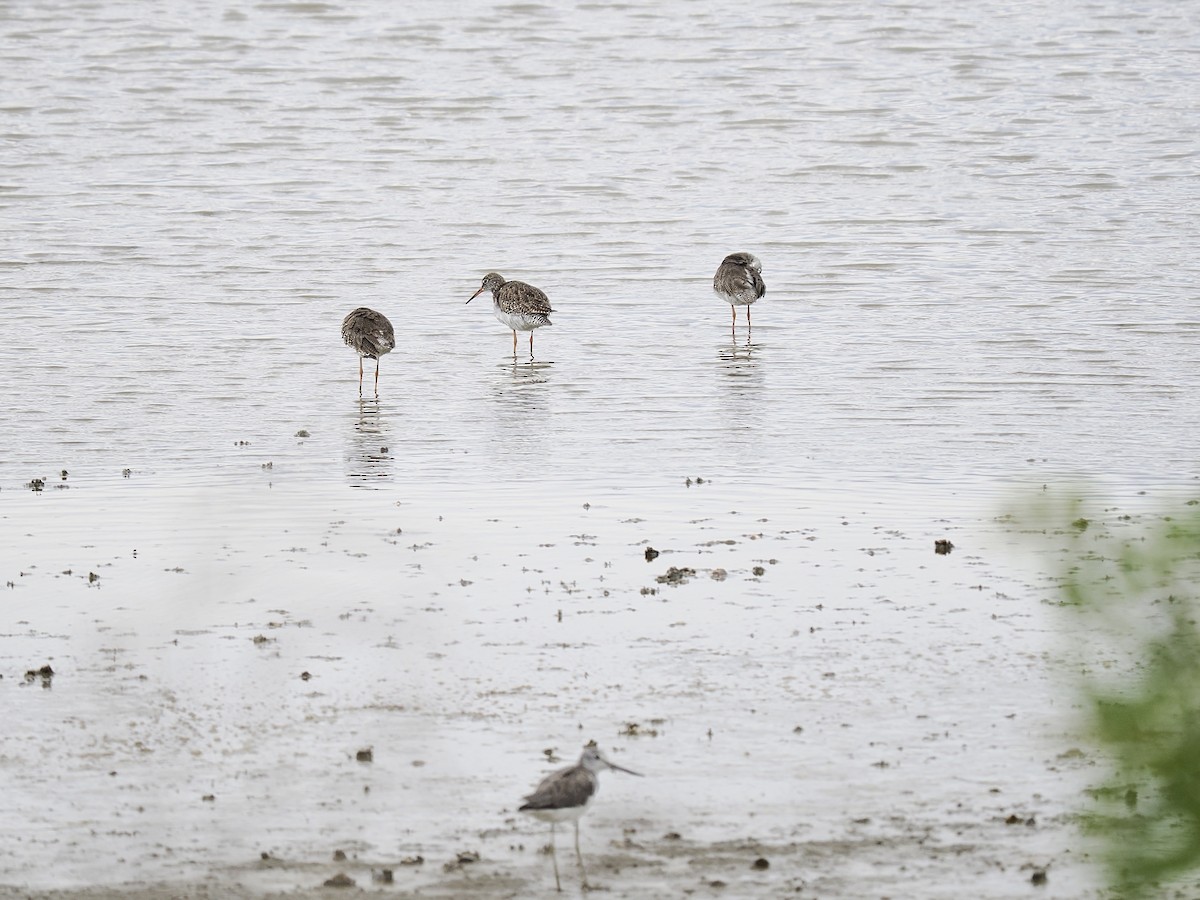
[1,0,1198,490]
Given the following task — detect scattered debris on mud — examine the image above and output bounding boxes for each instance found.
[655,566,696,585]
[23,665,54,688]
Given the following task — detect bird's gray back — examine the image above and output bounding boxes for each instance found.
[520,764,597,811]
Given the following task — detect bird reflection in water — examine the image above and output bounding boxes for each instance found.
[485,359,554,469]
[717,336,760,375]
[346,395,394,485]
[715,338,764,441]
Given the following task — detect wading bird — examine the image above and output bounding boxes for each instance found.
[713,252,765,338]
[519,742,642,892]
[341,307,395,394]
[468,272,554,356]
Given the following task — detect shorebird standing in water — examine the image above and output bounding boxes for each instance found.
[468,272,554,357]
[341,307,395,394]
[713,252,765,338]
[519,742,642,892]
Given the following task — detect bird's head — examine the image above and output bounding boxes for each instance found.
[723,252,762,272]
[467,272,506,303]
[579,742,642,777]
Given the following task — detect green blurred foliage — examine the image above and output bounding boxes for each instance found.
[1030,493,1200,897]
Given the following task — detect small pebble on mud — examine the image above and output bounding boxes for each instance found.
[300,671,311,680]
[373,868,394,883]
[1030,869,1047,885]
[711,568,727,581]
[24,664,54,683]
[443,850,480,872]
[333,849,347,861]
[644,546,660,562]
[356,748,373,762]
[295,429,310,437]
[752,565,765,576]
[752,857,770,870]
[935,539,954,555]
[399,855,424,866]
[323,873,355,888]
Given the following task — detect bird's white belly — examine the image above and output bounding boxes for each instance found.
[495,305,543,332]
[715,288,756,307]
[522,802,590,824]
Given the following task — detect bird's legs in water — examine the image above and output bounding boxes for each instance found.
[511,330,518,356]
[358,356,364,393]
[530,331,536,357]
[549,823,562,892]
[374,358,381,394]
[573,820,589,890]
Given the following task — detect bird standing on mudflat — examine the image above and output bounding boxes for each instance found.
[467,272,554,357]
[519,743,642,892]
[713,252,765,337]
[341,307,395,394]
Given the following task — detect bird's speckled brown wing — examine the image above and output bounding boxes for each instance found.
[519,764,597,811]
[713,259,765,304]
[497,280,554,317]
[342,307,396,358]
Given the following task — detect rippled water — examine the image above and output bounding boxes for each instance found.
[3,0,1197,489]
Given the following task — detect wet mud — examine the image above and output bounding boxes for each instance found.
[0,477,1156,898]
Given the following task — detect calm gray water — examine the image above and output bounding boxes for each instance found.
[2,0,1198,489]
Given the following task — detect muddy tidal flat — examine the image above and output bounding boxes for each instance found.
[1,476,1161,900]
